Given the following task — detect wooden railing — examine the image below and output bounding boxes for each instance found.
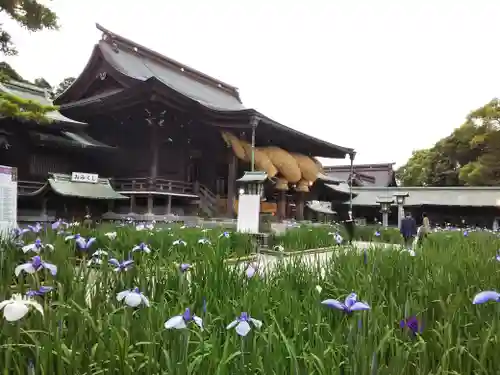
[112,178,196,195]
[193,182,218,216]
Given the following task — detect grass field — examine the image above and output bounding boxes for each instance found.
[1,221,500,374]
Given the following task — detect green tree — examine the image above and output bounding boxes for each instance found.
[53,77,75,97]
[0,0,58,55]
[0,2,60,123]
[396,149,434,186]
[0,61,24,82]
[33,77,52,90]
[398,99,500,186]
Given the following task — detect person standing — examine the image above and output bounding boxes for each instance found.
[343,210,355,245]
[400,211,417,250]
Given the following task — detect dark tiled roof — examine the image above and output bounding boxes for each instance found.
[349,186,500,207]
[97,24,244,111]
[324,163,396,187]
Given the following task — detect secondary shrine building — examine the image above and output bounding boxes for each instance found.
[1,24,355,222]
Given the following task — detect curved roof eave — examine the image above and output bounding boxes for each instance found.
[54,45,105,105]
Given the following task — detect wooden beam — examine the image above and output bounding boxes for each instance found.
[226,152,238,217]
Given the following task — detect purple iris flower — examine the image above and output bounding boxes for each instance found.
[22,238,54,253]
[321,292,370,313]
[473,290,500,304]
[400,316,423,336]
[14,255,57,276]
[12,228,29,238]
[132,242,151,253]
[179,263,191,273]
[28,223,42,233]
[375,231,380,237]
[463,230,469,237]
[26,286,54,297]
[76,237,96,250]
[108,258,134,272]
[51,219,67,230]
[164,307,204,330]
[226,312,263,336]
[495,251,500,262]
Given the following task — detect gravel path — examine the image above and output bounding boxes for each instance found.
[242,241,397,275]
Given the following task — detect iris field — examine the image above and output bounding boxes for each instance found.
[1,221,500,374]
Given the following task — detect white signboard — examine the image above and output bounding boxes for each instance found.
[0,165,17,237]
[71,172,99,184]
[237,194,260,234]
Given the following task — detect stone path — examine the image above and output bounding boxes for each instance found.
[240,241,397,275]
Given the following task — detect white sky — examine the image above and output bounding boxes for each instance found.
[3,0,500,167]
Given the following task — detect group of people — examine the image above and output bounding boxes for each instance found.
[340,210,430,250]
[400,211,430,250]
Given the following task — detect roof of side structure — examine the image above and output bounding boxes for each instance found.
[0,80,86,125]
[348,186,500,207]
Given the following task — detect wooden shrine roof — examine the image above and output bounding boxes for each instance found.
[55,24,355,159]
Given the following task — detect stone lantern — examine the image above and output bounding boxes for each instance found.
[376,197,394,228]
[236,171,267,234]
[393,192,409,229]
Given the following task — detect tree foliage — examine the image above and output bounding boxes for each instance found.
[54,77,75,97]
[0,62,56,123]
[397,99,500,186]
[33,77,51,89]
[0,92,56,123]
[0,0,58,55]
[0,61,25,82]
[0,1,60,123]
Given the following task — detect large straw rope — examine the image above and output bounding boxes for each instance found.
[295,179,310,193]
[292,153,320,182]
[220,131,247,161]
[261,146,302,183]
[240,143,278,178]
[275,177,289,191]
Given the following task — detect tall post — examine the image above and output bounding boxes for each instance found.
[277,190,286,220]
[296,192,305,221]
[166,195,172,215]
[146,110,164,218]
[377,198,394,229]
[250,115,260,172]
[382,211,389,228]
[226,153,238,217]
[397,205,403,229]
[348,152,355,213]
[129,180,137,214]
[393,192,409,229]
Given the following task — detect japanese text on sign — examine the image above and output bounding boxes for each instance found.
[71,172,99,184]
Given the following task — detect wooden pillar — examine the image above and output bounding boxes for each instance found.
[41,196,47,221]
[150,124,159,180]
[226,153,238,217]
[129,180,136,214]
[166,195,172,215]
[107,200,114,213]
[147,195,154,215]
[277,190,286,220]
[296,192,304,221]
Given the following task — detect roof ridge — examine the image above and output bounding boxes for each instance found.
[95,23,240,96]
[6,80,49,95]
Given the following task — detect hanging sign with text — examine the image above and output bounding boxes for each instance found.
[71,172,99,184]
[0,165,17,236]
